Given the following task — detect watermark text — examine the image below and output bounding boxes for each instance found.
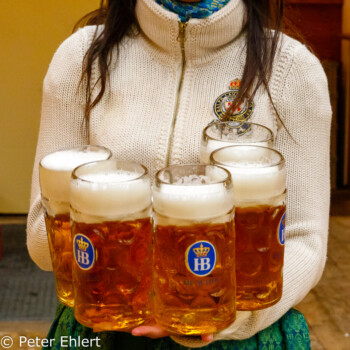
[0,335,101,349]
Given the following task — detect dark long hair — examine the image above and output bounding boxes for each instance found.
[76,0,287,131]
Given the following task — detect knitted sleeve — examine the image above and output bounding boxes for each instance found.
[26,27,95,270]
[172,43,332,347]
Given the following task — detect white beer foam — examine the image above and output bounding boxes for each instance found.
[40,149,111,215]
[78,171,138,183]
[41,149,109,171]
[200,140,269,165]
[213,147,286,201]
[70,170,151,220]
[153,173,234,221]
[227,166,286,202]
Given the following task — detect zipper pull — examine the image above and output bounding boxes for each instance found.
[177,22,188,49]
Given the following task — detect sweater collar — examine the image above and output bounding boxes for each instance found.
[135,0,246,65]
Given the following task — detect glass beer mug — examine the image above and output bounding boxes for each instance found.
[211,145,286,310]
[200,121,274,164]
[39,146,112,307]
[70,160,153,331]
[152,164,236,335]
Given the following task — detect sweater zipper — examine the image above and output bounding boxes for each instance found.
[166,21,187,167]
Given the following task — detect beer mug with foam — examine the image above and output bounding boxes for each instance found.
[211,145,286,310]
[152,164,236,335]
[39,146,112,307]
[200,121,274,164]
[70,160,153,331]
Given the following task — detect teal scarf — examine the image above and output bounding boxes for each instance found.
[155,0,231,22]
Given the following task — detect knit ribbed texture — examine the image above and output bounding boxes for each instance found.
[27,0,332,346]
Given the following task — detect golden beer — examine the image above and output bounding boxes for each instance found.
[235,204,286,310]
[153,165,236,335]
[39,146,112,307]
[211,145,287,311]
[70,160,152,331]
[44,213,73,306]
[72,217,152,331]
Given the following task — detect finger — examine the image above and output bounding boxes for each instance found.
[201,334,214,343]
[132,325,169,339]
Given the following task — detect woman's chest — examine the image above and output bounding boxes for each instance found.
[89,49,277,177]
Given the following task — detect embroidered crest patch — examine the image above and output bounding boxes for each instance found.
[213,79,254,135]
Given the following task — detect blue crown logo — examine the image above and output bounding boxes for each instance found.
[278,212,286,245]
[74,234,95,270]
[186,241,216,277]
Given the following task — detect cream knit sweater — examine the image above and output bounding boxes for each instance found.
[27,0,332,346]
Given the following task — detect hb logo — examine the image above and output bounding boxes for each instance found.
[74,234,95,270]
[278,212,286,245]
[185,241,216,277]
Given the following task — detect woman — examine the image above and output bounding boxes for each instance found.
[27,0,331,348]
